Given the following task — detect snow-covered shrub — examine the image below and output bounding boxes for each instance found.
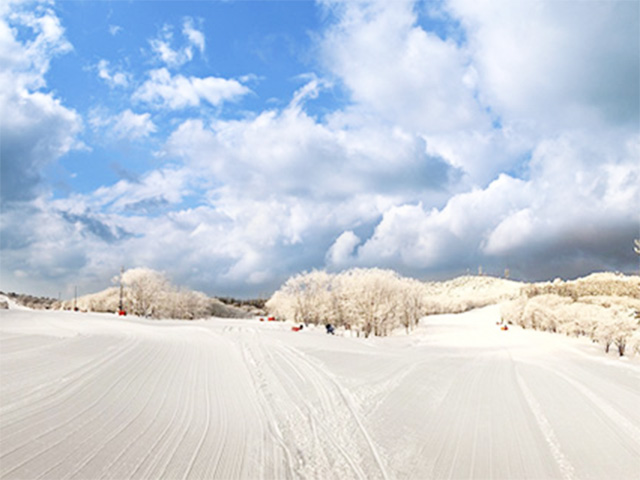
[521,294,573,332]
[628,331,640,356]
[554,303,602,338]
[509,274,640,356]
[156,289,211,320]
[87,287,120,313]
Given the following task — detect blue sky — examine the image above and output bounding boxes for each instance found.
[1,0,639,298]
[47,1,325,195]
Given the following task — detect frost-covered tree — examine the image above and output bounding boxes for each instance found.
[610,308,637,356]
[267,268,425,337]
[399,279,424,333]
[266,270,333,324]
[121,268,169,317]
[338,268,400,337]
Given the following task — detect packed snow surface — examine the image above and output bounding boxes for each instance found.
[1,307,639,479]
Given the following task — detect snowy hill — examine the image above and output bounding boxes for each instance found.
[422,275,524,314]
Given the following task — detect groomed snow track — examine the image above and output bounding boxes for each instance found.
[1,306,639,479]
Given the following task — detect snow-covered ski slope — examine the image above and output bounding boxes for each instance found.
[1,306,639,479]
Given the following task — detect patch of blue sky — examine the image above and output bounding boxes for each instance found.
[51,1,325,104]
[46,143,156,198]
[414,0,467,46]
[504,151,533,182]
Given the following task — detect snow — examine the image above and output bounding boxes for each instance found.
[1,306,639,479]
[0,294,30,312]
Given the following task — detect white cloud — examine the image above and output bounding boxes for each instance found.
[0,3,71,89]
[89,108,156,140]
[108,24,121,36]
[150,36,191,67]
[2,0,638,298]
[96,59,129,88]
[321,0,488,134]
[111,110,156,140]
[326,231,361,267]
[149,19,205,68]
[351,131,640,278]
[164,82,458,204]
[0,2,81,202]
[182,17,204,53]
[447,0,639,130]
[133,68,250,109]
[152,79,465,287]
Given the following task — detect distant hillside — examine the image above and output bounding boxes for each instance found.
[64,285,251,320]
[0,291,60,310]
[422,275,524,314]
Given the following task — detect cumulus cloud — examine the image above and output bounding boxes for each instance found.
[312,0,639,280]
[326,231,361,267]
[350,132,640,279]
[318,0,529,190]
[321,0,488,134]
[447,0,640,130]
[165,79,459,202]
[0,2,81,202]
[133,68,250,109]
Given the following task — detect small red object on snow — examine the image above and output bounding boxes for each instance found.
[118,310,127,316]
[291,326,300,332]
[501,325,509,331]
[268,316,275,322]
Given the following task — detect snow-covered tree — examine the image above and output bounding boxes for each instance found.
[267,268,425,337]
[610,308,637,356]
[121,268,169,317]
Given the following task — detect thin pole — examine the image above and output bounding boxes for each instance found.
[119,266,124,313]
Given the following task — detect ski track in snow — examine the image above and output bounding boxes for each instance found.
[1,307,639,479]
